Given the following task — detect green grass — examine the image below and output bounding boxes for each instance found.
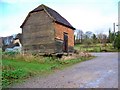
[74,43,118,52]
[2,53,94,88]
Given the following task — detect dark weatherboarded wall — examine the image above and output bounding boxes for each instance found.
[22,10,55,54]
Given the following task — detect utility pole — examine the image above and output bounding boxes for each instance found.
[113,23,115,33]
[112,23,116,49]
[118,1,120,31]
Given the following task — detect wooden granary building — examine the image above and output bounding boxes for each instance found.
[20,4,75,54]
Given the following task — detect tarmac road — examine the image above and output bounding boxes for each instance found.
[12,52,118,88]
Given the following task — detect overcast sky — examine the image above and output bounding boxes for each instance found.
[0,0,119,37]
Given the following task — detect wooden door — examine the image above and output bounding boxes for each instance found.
[63,33,68,52]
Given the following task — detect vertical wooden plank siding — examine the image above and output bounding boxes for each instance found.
[22,10,55,53]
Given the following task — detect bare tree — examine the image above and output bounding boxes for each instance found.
[76,29,84,43]
[97,33,103,44]
[85,31,93,39]
[97,33,107,44]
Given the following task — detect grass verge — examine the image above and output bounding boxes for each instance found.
[2,53,94,88]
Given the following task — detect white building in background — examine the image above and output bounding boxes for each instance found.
[118,1,120,31]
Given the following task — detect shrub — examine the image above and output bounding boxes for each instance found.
[2,69,29,87]
[2,69,27,79]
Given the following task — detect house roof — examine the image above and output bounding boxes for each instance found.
[20,4,75,30]
[14,33,22,43]
[2,33,22,49]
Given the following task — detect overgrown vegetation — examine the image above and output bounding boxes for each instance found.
[75,29,120,52]
[2,52,93,88]
[114,31,120,50]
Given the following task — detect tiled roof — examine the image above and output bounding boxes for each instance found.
[21,4,75,30]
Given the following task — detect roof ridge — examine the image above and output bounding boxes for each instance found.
[41,4,56,21]
[41,5,74,29]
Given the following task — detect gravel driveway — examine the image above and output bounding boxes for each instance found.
[12,52,118,88]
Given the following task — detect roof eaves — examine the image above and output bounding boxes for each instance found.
[55,21,75,30]
[20,13,30,28]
